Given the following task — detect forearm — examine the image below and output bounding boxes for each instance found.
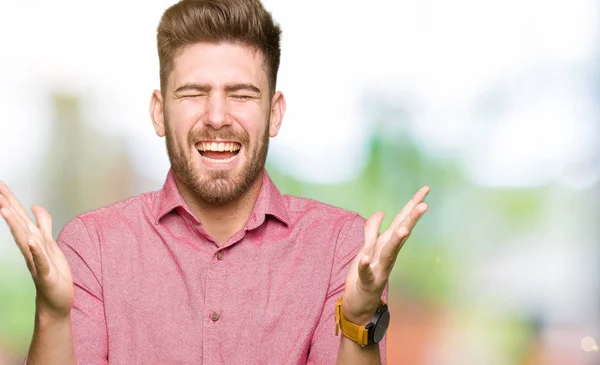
[27,309,76,365]
[336,335,381,365]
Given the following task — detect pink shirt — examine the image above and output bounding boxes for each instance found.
[57,169,387,364]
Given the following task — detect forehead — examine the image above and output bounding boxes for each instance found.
[170,42,268,89]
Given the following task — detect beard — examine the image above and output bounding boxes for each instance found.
[165,118,270,206]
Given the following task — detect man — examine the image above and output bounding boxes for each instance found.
[0,0,429,364]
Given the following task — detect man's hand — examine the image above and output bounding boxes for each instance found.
[0,182,73,319]
[342,186,430,324]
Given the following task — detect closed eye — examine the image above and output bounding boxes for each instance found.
[230,95,253,100]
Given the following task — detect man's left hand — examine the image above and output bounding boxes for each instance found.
[342,186,430,325]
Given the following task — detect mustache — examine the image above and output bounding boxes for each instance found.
[187,127,249,145]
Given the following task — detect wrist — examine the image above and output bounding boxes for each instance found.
[337,334,382,365]
[35,310,71,326]
[341,298,379,325]
[35,298,71,323]
[335,296,390,347]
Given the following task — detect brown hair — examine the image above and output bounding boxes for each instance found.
[157,0,282,94]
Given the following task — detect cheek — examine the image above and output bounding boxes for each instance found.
[180,100,205,120]
[229,103,269,139]
[166,103,200,142]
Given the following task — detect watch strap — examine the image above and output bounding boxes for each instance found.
[334,296,386,346]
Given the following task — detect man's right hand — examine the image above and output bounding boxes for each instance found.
[0,182,74,319]
[0,182,77,364]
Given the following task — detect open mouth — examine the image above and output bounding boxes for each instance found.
[197,141,241,164]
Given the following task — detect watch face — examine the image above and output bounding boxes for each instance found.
[373,310,390,344]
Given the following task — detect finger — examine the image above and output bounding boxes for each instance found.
[0,193,38,235]
[1,206,30,247]
[394,186,430,223]
[29,238,50,277]
[0,182,33,228]
[0,207,36,273]
[0,195,28,231]
[402,202,429,232]
[32,205,54,243]
[363,212,385,252]
[378,225,411,274]
[380,186,430,242]
[28,207,51,260]
[358,255,375,286]
[378,204,428,273]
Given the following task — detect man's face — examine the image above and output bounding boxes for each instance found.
[152,42,284,205]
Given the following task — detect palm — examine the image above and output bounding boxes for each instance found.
[342,186,430,323]
[0,182,74,317]
[31,228,74,316]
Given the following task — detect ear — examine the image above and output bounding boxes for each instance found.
[268,91,286,138]
[150,89,166,137]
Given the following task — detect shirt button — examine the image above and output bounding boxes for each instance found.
[211,313,220,322]
[217,252,224,260]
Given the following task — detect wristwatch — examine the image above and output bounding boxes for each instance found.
[334,296,390,346]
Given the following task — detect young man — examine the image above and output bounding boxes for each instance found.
[0,0,429,364]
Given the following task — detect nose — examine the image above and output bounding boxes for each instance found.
[205,94,231,129]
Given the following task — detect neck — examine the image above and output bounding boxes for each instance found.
[174,171,264,246]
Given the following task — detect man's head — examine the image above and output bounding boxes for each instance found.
[150,0,286,206]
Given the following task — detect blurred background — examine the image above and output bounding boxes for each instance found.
[0,0,599,364]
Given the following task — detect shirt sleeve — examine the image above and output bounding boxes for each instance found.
[306,214,388,365]
[56,217,108,364]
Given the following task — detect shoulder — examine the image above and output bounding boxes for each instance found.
[283,194,366,242]
[59,190,156,238]
[80,190,156,220]
[285,194,363,220]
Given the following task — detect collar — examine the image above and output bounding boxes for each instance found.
[152,168,290,229]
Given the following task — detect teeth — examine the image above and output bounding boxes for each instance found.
[201,154,237,164]
[198,142,241,152]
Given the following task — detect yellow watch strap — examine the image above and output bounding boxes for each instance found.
[334,296,386,346]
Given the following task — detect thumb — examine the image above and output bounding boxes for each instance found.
[358,254,375,286]
[29,238,50,278]
[363,211,385,251]
[32,205,53,242]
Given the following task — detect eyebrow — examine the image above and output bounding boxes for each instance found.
[173,84,211,94]
[224,83,261,94]
[173,83,262,95]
